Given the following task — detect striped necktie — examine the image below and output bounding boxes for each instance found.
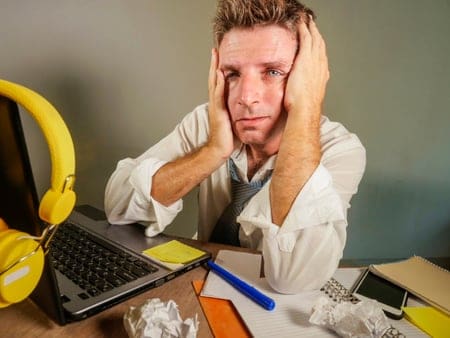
[209,159,272,246]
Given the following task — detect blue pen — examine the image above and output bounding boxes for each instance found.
[206,259,276,311]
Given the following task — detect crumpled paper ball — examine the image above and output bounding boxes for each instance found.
[309,296,391,338]
[123,298,198,338]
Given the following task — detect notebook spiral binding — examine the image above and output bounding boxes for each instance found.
[415,255,450,274]
[321,278,405,338]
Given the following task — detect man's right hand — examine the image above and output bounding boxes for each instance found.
[207,48,236,160]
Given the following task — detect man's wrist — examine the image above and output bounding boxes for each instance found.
[286,102,322,119]
[202,142,230,166]
[204,138,233,161]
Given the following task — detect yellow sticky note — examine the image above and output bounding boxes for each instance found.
[403,306,450,338]
[143,240,205,264]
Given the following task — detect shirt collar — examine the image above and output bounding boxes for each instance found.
[230,144,276,183]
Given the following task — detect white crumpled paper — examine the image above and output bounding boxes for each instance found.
[309,296,391,338]
[123,298,198,338]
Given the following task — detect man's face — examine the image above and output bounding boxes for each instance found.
[218,24,297,147]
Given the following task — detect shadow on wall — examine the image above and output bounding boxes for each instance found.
[24,69,120,210]
[345,174,450,259]
[35,69,198,240]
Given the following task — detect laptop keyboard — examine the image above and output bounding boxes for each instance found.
[49,222,159,298]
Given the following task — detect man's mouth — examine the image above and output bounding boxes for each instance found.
[236,116,268,127]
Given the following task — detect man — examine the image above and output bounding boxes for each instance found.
[105,0,366,294]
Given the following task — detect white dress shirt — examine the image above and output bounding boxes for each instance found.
[105,103,366,293]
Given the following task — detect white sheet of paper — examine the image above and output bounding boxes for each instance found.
[201,250,261,301]
[201,250,428,338]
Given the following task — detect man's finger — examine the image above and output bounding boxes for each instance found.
[214,69,225,109]
[298,19,312,55]
[308,18,326,53]
[208,48,218,99]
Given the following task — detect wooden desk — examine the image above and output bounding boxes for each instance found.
[3,236,448,338]
[1,240,240,338]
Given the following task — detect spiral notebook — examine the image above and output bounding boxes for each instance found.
[199,250,427,337]
[370,256,450,316]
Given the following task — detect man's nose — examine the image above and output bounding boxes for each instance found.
[237,75,261,107]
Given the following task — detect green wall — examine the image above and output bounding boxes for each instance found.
[302,0,450,258]
[1,1,449,259]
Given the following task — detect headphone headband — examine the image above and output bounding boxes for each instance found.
[0,79,76,224]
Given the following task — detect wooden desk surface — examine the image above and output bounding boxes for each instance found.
[0,241,245,338]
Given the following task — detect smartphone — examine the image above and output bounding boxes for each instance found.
[352,269,408,319]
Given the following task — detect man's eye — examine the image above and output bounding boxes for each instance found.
[267,70,282,77]
[225,72,239,80]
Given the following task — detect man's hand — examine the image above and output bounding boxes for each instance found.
[284,18,329,116]
[207,49,236,159]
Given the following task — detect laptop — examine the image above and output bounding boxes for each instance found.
[0,95,211,325]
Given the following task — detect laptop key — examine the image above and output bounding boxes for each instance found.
[123,263,136,272]
[116,269,137,282]
[105,274,126,287]
[135,261,158,273]
[87,288,101,297]
[131,267,149,277]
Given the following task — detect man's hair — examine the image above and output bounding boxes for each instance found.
[213,0,315,45]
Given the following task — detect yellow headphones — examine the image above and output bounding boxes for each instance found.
[0,79,76,307]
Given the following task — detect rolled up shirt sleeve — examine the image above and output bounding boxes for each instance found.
[238,164,346,292]
[104,105,212,235]
[105,157,182,235]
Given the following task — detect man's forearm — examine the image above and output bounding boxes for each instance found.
[151,144,225,206]
[270,17,328,226]
[270,110,321,226]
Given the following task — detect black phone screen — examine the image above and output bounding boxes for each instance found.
[355,271,406,309]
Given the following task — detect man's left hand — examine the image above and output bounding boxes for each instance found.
[284,17,329,116]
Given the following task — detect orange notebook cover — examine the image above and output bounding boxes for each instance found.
[192,280,251,338]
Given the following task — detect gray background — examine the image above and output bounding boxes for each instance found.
[1,0,449,259]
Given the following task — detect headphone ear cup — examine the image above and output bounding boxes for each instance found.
[0,230,44,307]
[39,188,76,225]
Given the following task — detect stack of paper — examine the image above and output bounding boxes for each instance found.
[142,240,206,270]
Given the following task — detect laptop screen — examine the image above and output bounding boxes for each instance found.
[0,96,42,236]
